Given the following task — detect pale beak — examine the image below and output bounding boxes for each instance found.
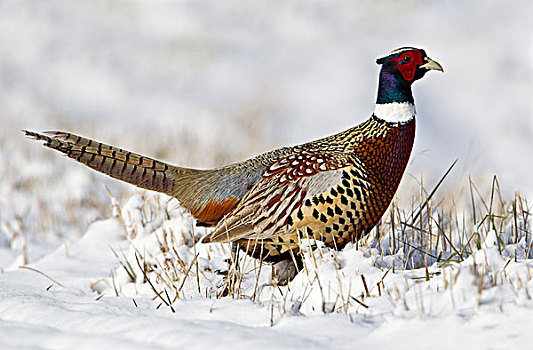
[420,57,444,72]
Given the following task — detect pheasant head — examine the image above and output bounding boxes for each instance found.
[375,47,443,105]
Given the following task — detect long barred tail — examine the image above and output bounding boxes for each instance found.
[23,130,186,195]
[23,130,279,227]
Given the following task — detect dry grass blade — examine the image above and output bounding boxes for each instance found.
[431,217,464,262]
[411,159,458,225]
[134,253,170,307]
[19,265,65,288]
[392,234,439,260]
[174,253,200,301]
[350,295,369,309]
[109,246,136,281]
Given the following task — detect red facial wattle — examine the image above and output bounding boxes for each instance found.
[392,50,424,81]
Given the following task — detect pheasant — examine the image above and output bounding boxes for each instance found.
[25,47,442,269]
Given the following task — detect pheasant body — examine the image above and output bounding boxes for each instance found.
[220,115,416,261]
[25,47,442,269]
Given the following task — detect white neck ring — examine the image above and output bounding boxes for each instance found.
[373,102,416,123]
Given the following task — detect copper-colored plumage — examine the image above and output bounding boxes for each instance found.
[194,197,241,226]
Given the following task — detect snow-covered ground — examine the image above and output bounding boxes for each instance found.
[1,193,532,349]
[1,1,532,349]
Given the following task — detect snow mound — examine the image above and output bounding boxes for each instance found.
[100,193,533,329]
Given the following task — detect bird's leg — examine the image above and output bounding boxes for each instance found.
[270,254,303,286]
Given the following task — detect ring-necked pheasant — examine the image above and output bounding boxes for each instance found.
[25,47,442,269]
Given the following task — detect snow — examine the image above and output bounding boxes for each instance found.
[1,0,532,349]
[1,194,532,349]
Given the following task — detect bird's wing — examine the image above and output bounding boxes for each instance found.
[202,150,355,243]
[24,130,290,226]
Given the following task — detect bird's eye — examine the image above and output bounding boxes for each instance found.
[402,55,412,63]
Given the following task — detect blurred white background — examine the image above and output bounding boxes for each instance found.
[0,0,532,242]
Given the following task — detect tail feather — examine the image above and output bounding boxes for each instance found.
[23,130,191,196]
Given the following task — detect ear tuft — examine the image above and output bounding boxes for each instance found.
[376,57,387,65]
